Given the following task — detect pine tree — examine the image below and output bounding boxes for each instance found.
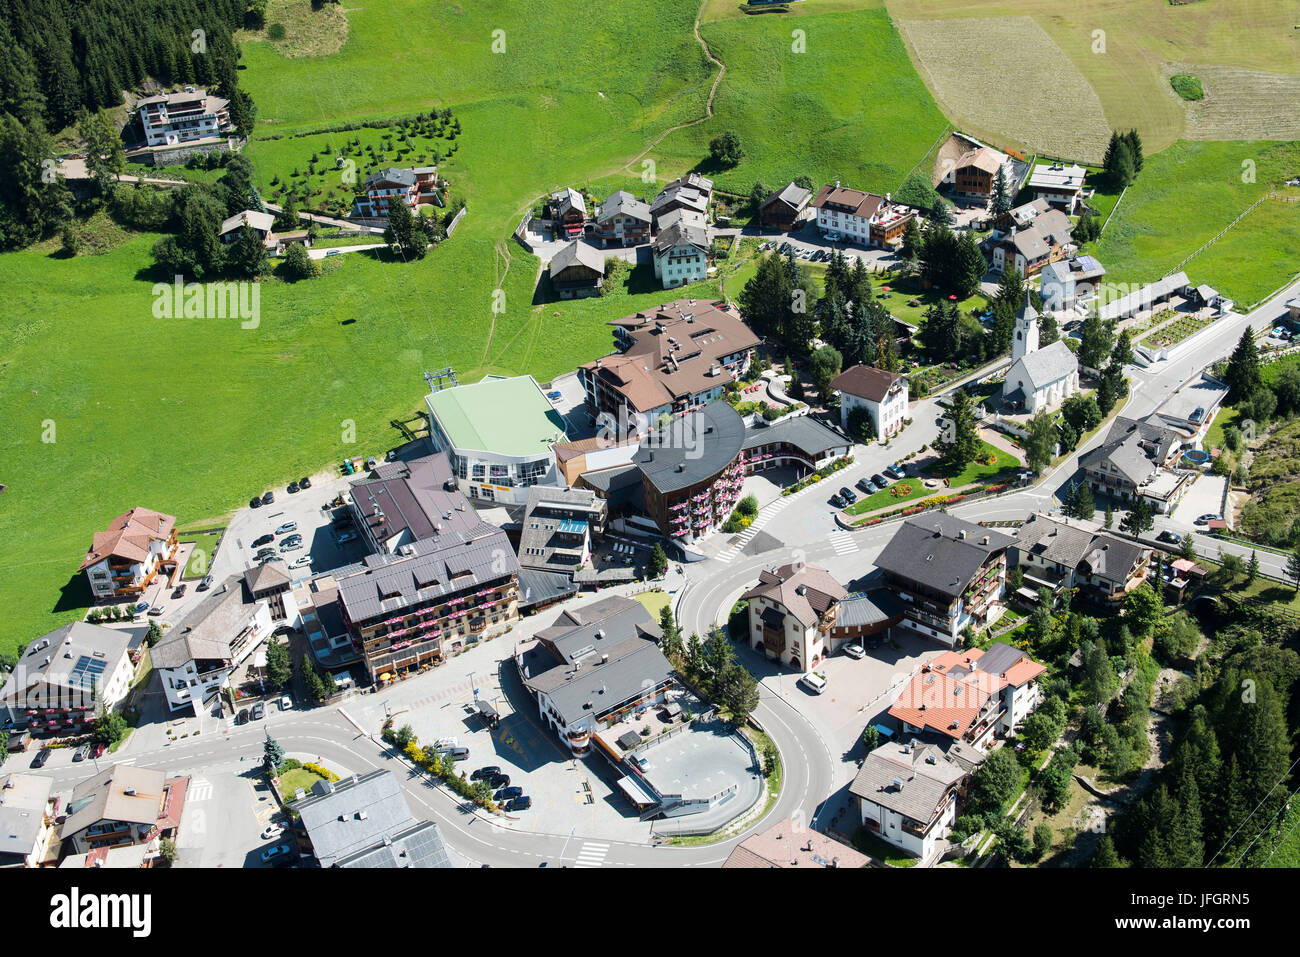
[1124,129,1144,173]
[1224,329,1261,401]
[935,388,980,471]
[263,732,285,772]
[1092,834,1121,868]
[1246,550,1260,585]
[990,165,1012,215]
[1104,505,1114,529]
[1287,546,1300,594]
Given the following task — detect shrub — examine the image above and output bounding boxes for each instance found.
[1170,74,1204,101]
[303,761,339,782]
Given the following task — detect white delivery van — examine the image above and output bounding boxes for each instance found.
[799,672,828,695]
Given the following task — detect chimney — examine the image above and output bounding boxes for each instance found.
[981,535,989,545]
[958,529,966,539]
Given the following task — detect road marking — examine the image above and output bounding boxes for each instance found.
[573,841,609,867]
[189,777,214,802]
[828,531,858,555]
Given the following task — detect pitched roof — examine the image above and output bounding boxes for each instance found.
[875,517,1015,598]
[1028,163,1086,191]
[829,365,906,403]
[290,770,426,868]
[632,401,745,495]
[152,575,263,670]
[550,240,605,277]
[244,560,291,594]
[1079,416,1182,485]
[581,300,759,414]
[837,590,905,629]
[811,184,884,219]
[347,453,472,551]
[335,819,453,869]
[955,146,1006,176]
[79,507,176,570]
[762,182,812,213]
[0,622,132,709]
[363,167,418,190]
[742,415,851,459]
[62,764,174,839]
[597,190,651,224]
[0,773,54,861]
[741,562,846,629]
[723,816,869,868]
[1008,339,1077,390]
[652,220,708,255]
[850,741,966,824]
[220,210,275,236]
[887,644,1045,739]
[551,187,586,219]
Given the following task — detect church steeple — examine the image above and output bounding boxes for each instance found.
[1012,298,1039,361]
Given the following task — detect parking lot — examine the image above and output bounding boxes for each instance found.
[346,593,686,843]
[1171,474,1228,530]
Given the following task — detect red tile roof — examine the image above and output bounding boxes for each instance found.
[79,507,176,570]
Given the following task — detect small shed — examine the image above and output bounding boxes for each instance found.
[616,730,643,751]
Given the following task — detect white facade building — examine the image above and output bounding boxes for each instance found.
[137,89,233,147]
[830,365,909,438]
[1003,303,1078,412]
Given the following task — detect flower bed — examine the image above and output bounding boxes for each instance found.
[782,455,853,496]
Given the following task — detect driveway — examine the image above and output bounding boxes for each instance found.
[1171,474,1228,529]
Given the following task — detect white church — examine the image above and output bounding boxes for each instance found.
[1001,300,1079,413]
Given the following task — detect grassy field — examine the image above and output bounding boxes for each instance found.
[1095,140,1300,308]
[1168,64,1300,142]
[886,0,1300,155]
[653,6,950,196]
[896,16,1111,163]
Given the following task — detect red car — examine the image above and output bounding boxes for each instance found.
[91,742,106,759]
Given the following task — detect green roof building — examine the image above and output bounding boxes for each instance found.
[425,375,568,505]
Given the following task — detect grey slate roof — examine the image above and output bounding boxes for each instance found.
[652,220,708,255]
[1008,339,1077,390]
[348,453,470,550]
[1013,513,1096,568]
[291,770,426,868]
[1,622,131,711]
[550,240,605,278]
[762,182,812,212]
[578,463,641,493]
[850,741,965,824]
[335,819,452,869]
[334,524,518,624]
[152,575,260,670]
[837,591,905,629]
[519,596,670,726]
[875,517,1014,598]
[551,187,586,220]
[742,415,850,459]
[244,560,290,594]
[518,486,603,572]
[598,190,651,224]
[0,773,53,862]
[363,167,417,190]
[517,568,579,609]
[633,401,744,495]
[1079,416,1181,486]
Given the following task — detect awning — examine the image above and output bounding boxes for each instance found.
[616,774,659,807]
[874,724,894,738]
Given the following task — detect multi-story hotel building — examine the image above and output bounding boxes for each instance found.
[136,89,232,147]
[79,507,179,602]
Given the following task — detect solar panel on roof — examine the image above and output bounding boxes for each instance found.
[69,655,107,690]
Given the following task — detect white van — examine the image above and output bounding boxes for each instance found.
[799,672,828,695]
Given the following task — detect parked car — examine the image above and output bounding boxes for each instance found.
[839,486,856,503]
[278,695,293,711]
[471,766,502,781]
[856,477,874,493]
[282,532,303,544]
[546,391,563,401]
[261,843,293,863]
[279,541,303,553]
[261,491,274,506]
[1189,407,1206,424]
[257,554,283,566]
[507,796,532,812]
[236,708,249,725]
[289,555,312,569]
[252,534,275,548]
[147,606,165,617]
[871,473,889,488]
[886,464,907,479]
[72,743,90,762]
[336,530,357,544]
[488,774,511,789]
[133,601,149,614]
[198,575,213,591]
[250,496,262,509]
[172,583,187,599]
[287,481,300,494]
[31,748,52,768]
[261,825,284,841]
[438,746,470,761]
[495,785,524,801]
[1195,514,1220,526]
[275,522,298,535]
[799,673,828,695]
[91,742,106,759]
[1157,530,1183,545]
[255,547,277,560]
[326,249,342,257]
[829,494,845,509]
[299,476,312,489]
[250,703,264,721]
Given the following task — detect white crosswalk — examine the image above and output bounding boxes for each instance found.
[828,531,858,555]
[572,841,609,868]
[714,496,796,563]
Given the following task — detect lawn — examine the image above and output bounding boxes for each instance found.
[277,768,324,798]
[877,273,990,331]
[183,531,225,579]
[635,590,672,619]
[844,439,1020,515]
[1095,140,1300,308]
[1203,404,1241,451]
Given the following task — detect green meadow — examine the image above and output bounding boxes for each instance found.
[1,0,1295,648]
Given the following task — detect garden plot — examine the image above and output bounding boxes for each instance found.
[1164,64,1300,142]
[896,16,1111,162]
